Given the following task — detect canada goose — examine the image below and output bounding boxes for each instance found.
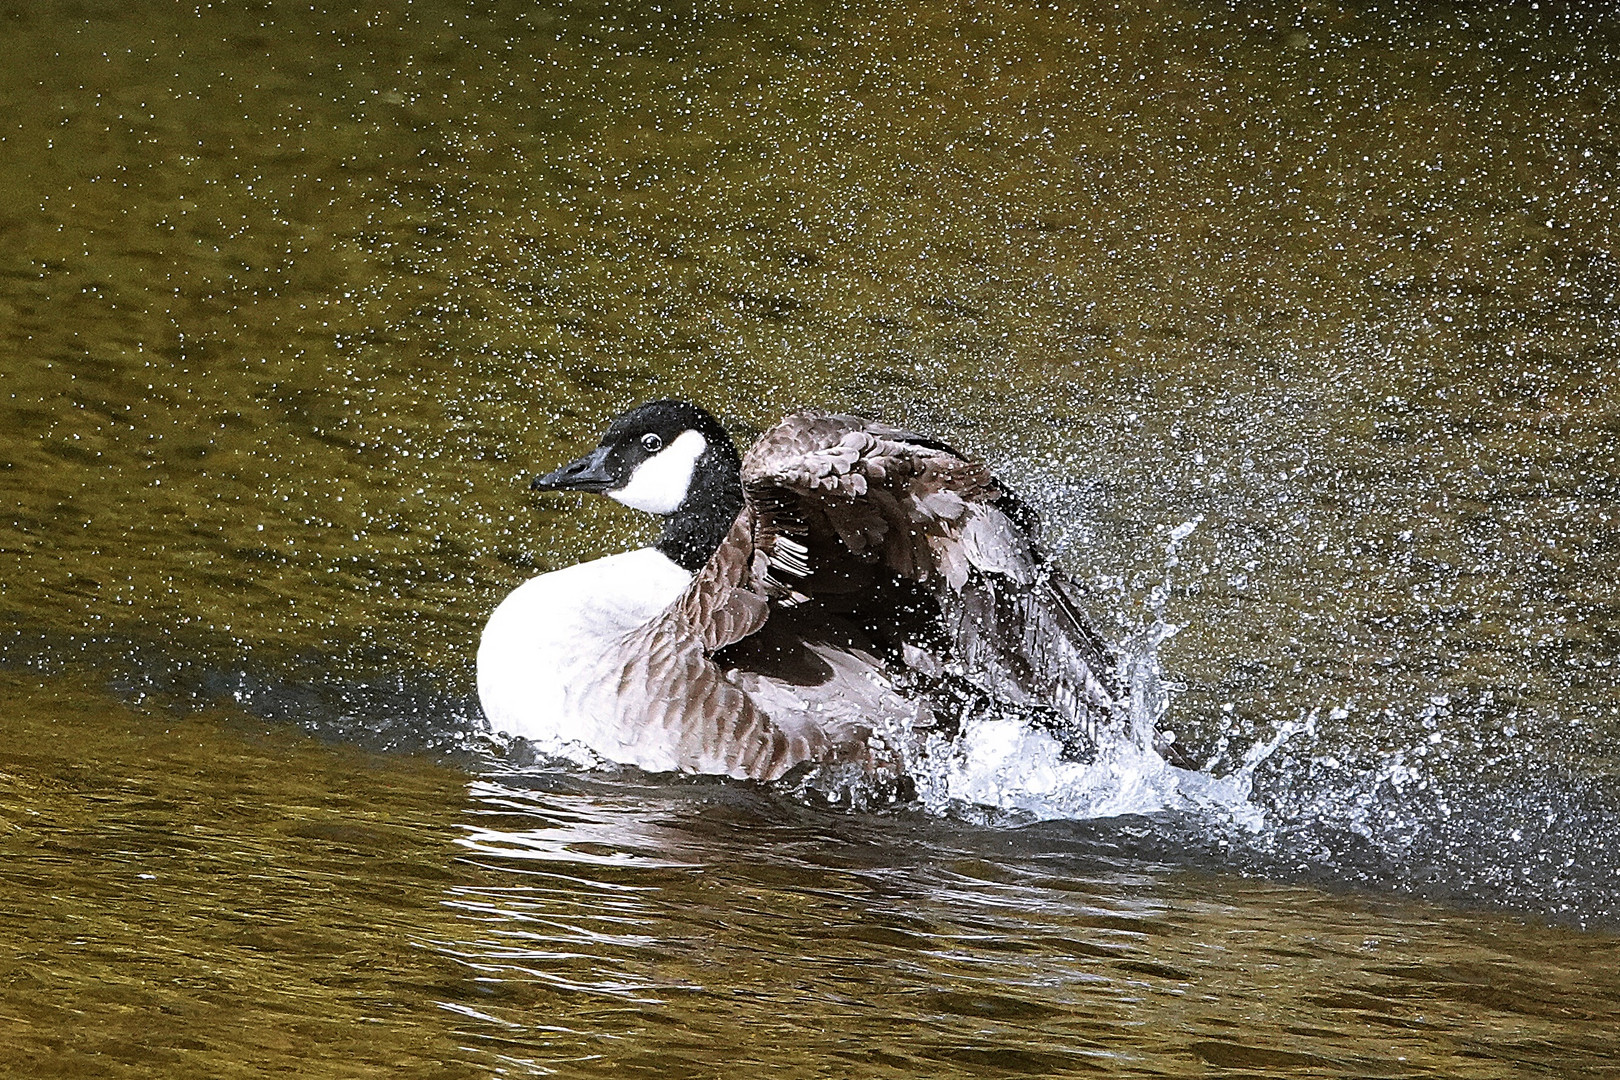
[477,400,1121,783]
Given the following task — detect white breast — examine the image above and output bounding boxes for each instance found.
[476,547,693,758]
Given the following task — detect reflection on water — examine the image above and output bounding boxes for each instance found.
[2,0,1619,1075]
[0,676,481,1078]
[5,675,1620,1078]
[441,775,1620,1079]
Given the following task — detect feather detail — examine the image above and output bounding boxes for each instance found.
[739,410,1120,742]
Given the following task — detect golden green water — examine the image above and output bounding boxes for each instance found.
[2,0,1618,1075]
[6,671,1620,1078]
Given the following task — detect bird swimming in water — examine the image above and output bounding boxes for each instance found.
[477,400,1120,784]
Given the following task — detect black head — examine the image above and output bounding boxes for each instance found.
[532,400,744,571]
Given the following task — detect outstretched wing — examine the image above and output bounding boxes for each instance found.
[623,410,1120,780]
[739,411,1120,736]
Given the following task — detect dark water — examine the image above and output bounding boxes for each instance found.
[3,0,1618,1075]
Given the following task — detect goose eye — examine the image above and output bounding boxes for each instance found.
[640,433,663,453]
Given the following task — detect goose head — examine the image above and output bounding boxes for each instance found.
[532,400,745,571]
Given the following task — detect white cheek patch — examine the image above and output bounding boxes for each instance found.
[609,429,707,514]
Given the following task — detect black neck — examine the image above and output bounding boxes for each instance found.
[654,449,745,572]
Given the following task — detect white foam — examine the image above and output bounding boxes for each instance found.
[911,695,1284,832]
[905,513,1291,831]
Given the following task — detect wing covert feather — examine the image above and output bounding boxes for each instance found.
[741,411,1120,734]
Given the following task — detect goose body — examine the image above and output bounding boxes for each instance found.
[476,401,1120,782]
[477,547,693,763]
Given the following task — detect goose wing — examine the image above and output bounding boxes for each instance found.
[739,411,1121,737]
[624,411,1119,781]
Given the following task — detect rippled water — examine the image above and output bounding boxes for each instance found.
[3,0,1618,1075]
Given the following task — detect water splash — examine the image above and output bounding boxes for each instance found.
[908,518,1294,831]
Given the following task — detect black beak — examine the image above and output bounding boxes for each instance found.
[531,445,616,493]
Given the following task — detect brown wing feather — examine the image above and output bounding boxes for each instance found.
[606,411,1118,781]
[742,411,1120,738]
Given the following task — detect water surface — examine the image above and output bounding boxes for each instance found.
[2,0,1618,1075]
